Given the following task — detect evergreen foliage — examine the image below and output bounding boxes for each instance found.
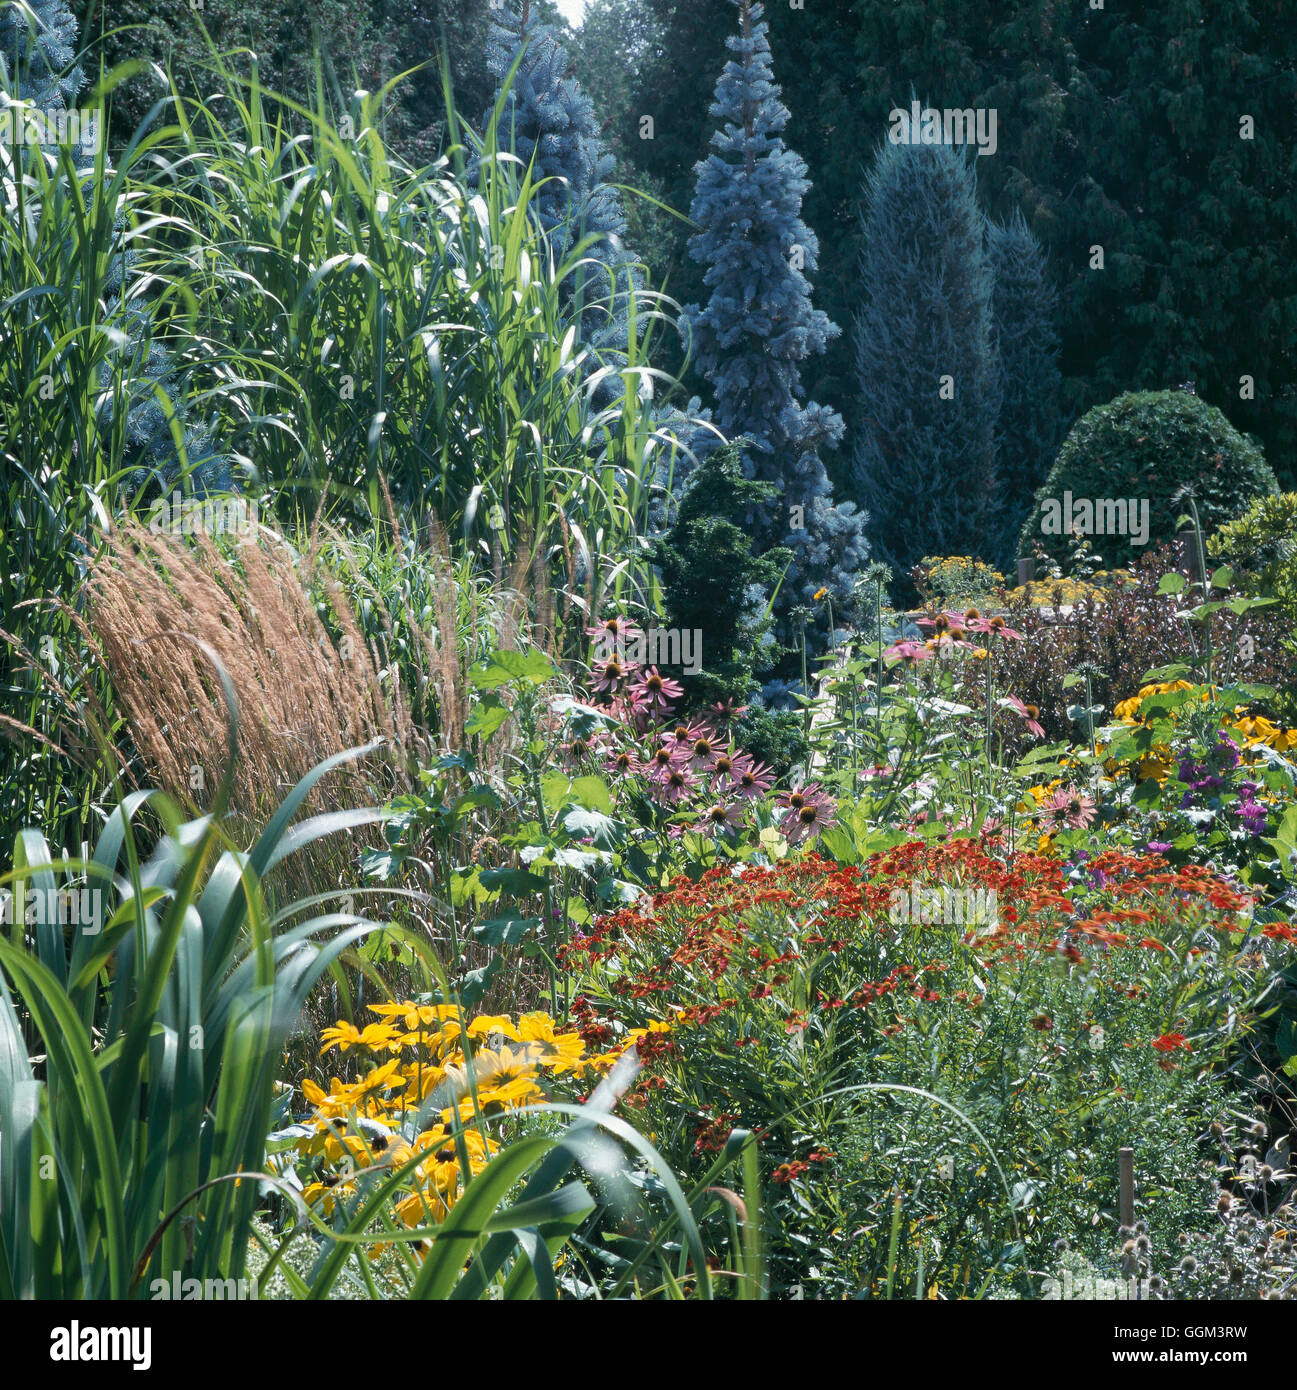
[852,137,999,580]
[1019,391,1279,570]
[482,0,641,364]
[648,442,789,707]
[987,209,1064,567]
[1,0,80,108]
[628,1,1297,491]
[70,0,498,159]
[680,0,867,633]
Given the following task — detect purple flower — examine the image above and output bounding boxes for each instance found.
[1234,782,1269,836]
[650,762,698,807]
[1216,734,1241,771]
[884,639,932,663]
[777,782,838,843]
[632,666,683,716]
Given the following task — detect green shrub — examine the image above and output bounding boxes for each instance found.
[1208,492,1297,721]
[648,443,790,708]
[1208,492,1297,616]
[916,554,1006,607]
[1018,392,1278,569]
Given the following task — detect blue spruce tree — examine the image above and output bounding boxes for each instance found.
[0,0,79,109]
[1,0,227,498]
[482,0,641,364]
[852,136,1000,581]
[680,0,868,633]
[987,209,1063,568]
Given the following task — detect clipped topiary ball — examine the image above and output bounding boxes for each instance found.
[1017,391,1278,569]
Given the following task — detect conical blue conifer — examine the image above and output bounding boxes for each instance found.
[852,136,1000,577]
[987,209,1063,567]
[680,0,868,624]
[482,1,641,367]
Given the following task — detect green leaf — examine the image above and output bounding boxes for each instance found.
[595,879,641,906]
[465,695,510,741]
[1140,662,1192,684]
[814,826,857,863]
[1132,778,1163,807]
[540,772,573,815]
[362,847,401,881]
[1274,1016,1297,1063]
[479,866,549,896]
[469,648,557,690]
[568,776,612,813]
[451,787,502,818]
[552,846,607,871]
[1156,572,1186,594]
[562,807,618,844]
[483,1181,595,1234]
[474,915,541,947]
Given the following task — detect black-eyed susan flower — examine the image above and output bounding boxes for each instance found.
[319,1020,400,1054]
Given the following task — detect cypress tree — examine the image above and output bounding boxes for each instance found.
[852,136,999,581]
[680,0,868,633]
[987,209,1063,568]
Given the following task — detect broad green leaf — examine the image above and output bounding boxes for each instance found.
[474,914,541,947]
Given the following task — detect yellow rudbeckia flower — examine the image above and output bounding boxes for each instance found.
[319,1020,400,1055]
